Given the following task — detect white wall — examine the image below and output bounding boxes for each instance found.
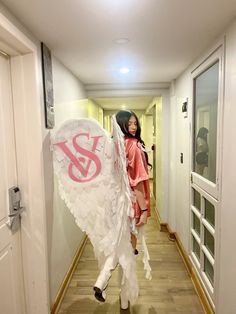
[169,18,236,313]
[217,20,236,314]
[169,73,192,249]
[142,114,154,178]
[144,98,163,211]
[160,92,170,223]
[53,58,86,105]
[143,94,170,223]
[148,95,170,222]
[168,87,177,231]
[47,57,88,304]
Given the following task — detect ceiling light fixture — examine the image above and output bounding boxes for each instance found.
[113,38,130,45]
[121,105,126,109]
[120,67,130,74]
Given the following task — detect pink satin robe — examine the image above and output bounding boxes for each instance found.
[125,137,151,219]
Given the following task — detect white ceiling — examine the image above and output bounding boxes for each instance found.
[2,0,236,109]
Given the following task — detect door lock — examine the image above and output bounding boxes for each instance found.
[6,186,24,231]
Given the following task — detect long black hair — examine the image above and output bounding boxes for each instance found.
[115,110,152,169]
[197,127,208,141]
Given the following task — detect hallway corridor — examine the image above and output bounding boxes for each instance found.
[1,2,236,313]
[58,195,204,314]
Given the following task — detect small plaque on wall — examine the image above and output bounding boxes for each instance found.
[41,42,54,129]
[182,98,188,118]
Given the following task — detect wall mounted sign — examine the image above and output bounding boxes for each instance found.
[41,42,54,129]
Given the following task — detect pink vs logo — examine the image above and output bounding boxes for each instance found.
[55,133,103,182]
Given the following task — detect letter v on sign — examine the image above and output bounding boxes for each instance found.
[54,132,103,182]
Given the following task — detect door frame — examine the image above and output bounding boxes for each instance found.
[0,12,49,313]
[188,39,225,310]
[190,45,224,200]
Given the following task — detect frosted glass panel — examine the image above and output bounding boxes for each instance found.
[204,227,214,257]
[193,61,219,183]
[193,189,201,211]
[193,212,200,236]
[204,255,214,285]
[192,236,200,261]
[204,198,215,227]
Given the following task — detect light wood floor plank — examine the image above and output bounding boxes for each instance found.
[58,198,204,314]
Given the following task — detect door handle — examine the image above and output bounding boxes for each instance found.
[6,186,24,231]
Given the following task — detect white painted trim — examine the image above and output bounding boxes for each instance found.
[86,88,169,97]
[0,12,35,53]
[86,86,170,97]
[190,36,225,75]
[190,183,219,306]
[191,229,200,243]
[188,41,224,310]
[0,13,50,314]
[191,45,224,199]
[190,251,200,269]
[202,218,215,236]
[85,82,170,91]
[193,174,217,200]
[190,254,215,310]
[201,271,214,295]
[191,182,219,206]
[202,245,214,266]
[191,205,201,218]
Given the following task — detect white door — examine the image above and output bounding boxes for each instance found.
[0,53,26,313]
[189,45,224,309]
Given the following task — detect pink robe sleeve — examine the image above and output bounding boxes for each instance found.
[125,139,149,187]
[125,138,151,218]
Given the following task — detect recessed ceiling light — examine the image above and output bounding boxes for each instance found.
[121,105,126,109]
[113,38,130,45]
[120,67,130,74]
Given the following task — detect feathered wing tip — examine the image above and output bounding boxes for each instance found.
[141,235,152,280]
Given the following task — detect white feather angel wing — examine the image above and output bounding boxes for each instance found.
[51,117,138,303]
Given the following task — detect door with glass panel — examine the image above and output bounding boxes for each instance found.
[190,46,223,309]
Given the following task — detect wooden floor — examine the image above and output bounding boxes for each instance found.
[58,196,204,314]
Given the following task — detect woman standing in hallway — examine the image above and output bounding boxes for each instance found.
[116,110,151,252]
[94,110,151,309]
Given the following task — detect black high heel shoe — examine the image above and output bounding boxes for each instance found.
[93,286,106,302]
